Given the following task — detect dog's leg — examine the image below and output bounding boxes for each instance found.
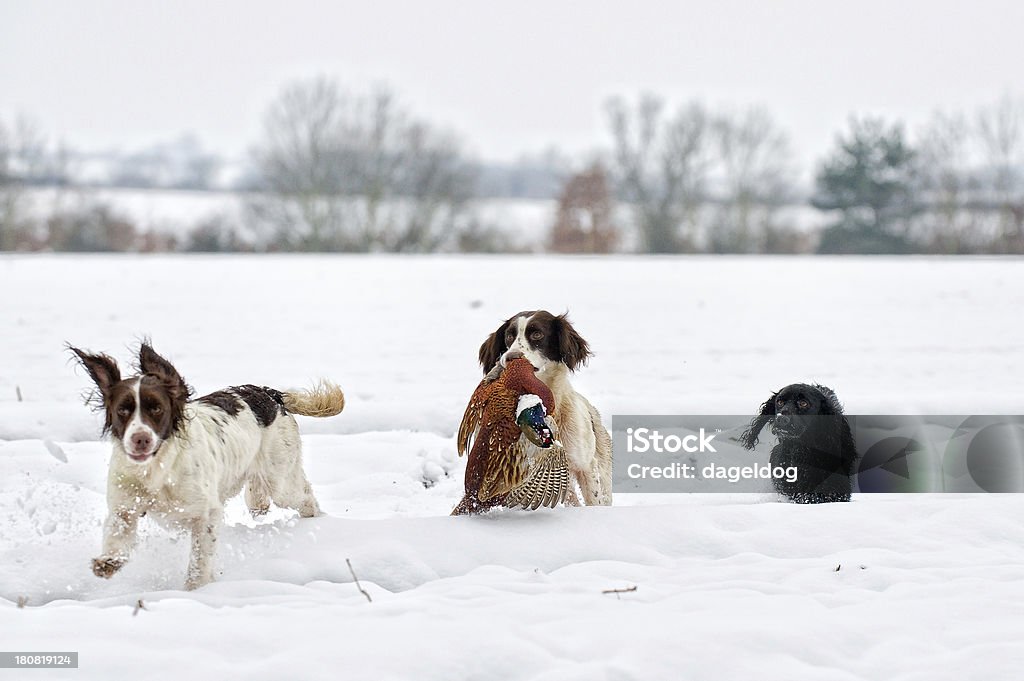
[297,477,322,518]
[184,515,218,590]
[573,469,607,506]
[589,409,614,506]
[564,438,612,506]
[245,476,271,518]
[92,507,143,578]
[264,417,322,518]
[560,402,614,506]
[275,469,321,518]
[592,463,613,505]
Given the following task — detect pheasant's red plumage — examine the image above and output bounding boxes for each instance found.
[453,358,571,515]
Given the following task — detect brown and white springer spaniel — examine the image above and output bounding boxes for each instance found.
[478,311,612,505]
[71,342,345,590]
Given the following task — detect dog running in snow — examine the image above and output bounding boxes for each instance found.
[70,342,345,589]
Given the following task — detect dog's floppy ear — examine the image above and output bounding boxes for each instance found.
[554,313,592,371]
[837,413,858,470]
[814,384,844,415]
[69,345,121,402]
[812,384,858,471]
[478,319,512,373]
[138,342,191,402]
[740,392,777,449]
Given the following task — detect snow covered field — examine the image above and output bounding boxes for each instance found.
[1,255,1023,680]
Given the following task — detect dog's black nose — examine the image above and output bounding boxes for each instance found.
[131,431,153,453]
[775,414,792,428]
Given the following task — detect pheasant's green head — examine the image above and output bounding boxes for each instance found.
[516,396,554,448]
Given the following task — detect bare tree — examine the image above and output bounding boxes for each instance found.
[0,117,48,250]
[247,77,475,252]
[389,120,474,251]
[914,112,978,252]
[605,95,710,252]
[710,107,794,252]
[247,78,353,250]
[976,96,1024,250]
[0,121,12,249]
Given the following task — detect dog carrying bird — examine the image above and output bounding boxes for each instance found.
[453,356,576,515]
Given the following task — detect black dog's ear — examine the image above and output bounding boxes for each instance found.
[740,393,777,449]
[554,313,592,371]
[814,384,844,415]
[138,342,191,402]
[838,414,858,471]
[810,384,857,472]
[478,319,512,373]
[69,345,121,402]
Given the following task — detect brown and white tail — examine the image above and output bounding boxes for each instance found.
[283,380,345,417]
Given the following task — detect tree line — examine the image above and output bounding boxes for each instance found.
[2,79,1023,254]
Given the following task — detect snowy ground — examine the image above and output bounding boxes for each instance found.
[1,255,1023,680]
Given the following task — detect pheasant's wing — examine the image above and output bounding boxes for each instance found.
[457,380,494,457]
[478,418,530,501]
[503,445,572,511]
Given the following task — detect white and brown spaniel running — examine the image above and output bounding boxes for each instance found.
[478,311,612,505]
[71,342,345,590]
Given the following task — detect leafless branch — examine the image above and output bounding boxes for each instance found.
[601,585,638,599]
[347,558,372,603]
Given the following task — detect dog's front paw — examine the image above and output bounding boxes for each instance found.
[92,556,125,579]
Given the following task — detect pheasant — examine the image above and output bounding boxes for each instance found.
[452,356,575,515]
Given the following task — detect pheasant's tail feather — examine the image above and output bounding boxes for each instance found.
[457,381,492,457]
[504,448,571,511]
[282,380,345,417]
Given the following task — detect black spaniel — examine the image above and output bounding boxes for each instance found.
[740,383,857,503]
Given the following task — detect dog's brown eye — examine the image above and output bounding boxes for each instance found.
[530,332,543,341]
[117,406,131,417]
[797,399,809,409]
[150,405,163,415]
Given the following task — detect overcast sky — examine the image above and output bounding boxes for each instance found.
[2,0,1023,172]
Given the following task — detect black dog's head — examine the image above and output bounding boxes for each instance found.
[740,383,845,448]
[740,383,857,503]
